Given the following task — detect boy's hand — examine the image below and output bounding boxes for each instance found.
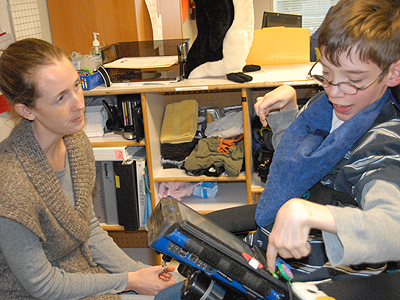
[266,199,311,272]
[254,85,297,127]
[266,199,337,272]
[125,265,176,295]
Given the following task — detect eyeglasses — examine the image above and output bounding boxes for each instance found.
[307,61,389,95]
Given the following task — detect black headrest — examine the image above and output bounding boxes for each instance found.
[391,85,400,104]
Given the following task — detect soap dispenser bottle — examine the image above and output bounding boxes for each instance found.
[92,32,101,56]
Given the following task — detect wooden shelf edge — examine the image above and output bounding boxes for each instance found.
[251,188,264,194]
[100,225,147,231]
[91,140,146,148]
[100,225,125,231]
[154,175,247,182]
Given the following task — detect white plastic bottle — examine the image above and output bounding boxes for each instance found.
[92,32,101,56]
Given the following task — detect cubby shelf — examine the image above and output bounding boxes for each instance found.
[85,64,320,247]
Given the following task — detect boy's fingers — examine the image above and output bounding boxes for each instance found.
[266,243,278,272]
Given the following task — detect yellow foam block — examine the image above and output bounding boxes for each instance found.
[246,27,310,66]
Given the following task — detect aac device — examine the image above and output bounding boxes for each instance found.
[147,197,292,300]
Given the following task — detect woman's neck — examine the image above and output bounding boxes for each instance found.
[33,131,67,171]
[31,121,67,170]
[44,140,66,171]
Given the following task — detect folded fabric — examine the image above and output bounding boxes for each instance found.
[184,135,244,177]
[161,139,198,161]
[158,182,196,200]
[160,99,199,144]
[205,110,243,138]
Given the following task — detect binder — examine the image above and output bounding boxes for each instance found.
[93,162,107,223]
[143,166,152,227]
[99,161,119,225]
[114,160,140,231]
[129,147,147,228]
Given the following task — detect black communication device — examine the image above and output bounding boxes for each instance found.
[147,197,291,300]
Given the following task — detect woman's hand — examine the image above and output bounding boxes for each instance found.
[124,265,176,295]
[254,85,297,127]
[266,199,337,272]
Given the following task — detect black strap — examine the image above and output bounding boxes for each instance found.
[301,182,358,207]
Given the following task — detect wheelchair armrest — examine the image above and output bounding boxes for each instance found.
[205,204,258,235]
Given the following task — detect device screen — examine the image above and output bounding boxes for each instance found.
[174,201,254,256]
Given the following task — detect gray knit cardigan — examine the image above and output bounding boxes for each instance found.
[0,119,120,299]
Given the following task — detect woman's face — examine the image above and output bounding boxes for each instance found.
[27,57,85,139]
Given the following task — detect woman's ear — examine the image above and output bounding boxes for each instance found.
[14,103,35,121]
[386,60,400,87]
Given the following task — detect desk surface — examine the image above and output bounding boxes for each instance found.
[83,64,316,96]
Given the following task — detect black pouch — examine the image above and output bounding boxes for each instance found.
[253,147,274,183]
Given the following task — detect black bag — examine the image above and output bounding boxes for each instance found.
[254,147,273,183]
[252,116,274,183]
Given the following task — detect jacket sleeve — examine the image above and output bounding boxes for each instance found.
[265,91,328,149]
[265,108,298,149]
[323,179,400,266]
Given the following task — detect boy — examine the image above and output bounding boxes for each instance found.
[252,0,400,279]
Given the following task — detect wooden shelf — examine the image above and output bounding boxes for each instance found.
[154,168,246,182]
[100,224,125,231]
[89,134,145,148]
[100,224,146,231]
[161,182,248,214]
[251,172,265,194]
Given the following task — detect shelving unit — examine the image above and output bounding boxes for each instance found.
[85,64,320,247]
[143,88,253,212]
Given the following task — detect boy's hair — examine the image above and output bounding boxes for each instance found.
[318,0,400,76]
[0,38,69,108]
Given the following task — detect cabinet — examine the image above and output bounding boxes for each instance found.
[47,0,183,54]
[85,64,320,246]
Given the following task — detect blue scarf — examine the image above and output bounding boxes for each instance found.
[255,90,391,227]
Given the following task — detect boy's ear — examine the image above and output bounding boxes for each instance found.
[386,60,400,87]
[14,103,36,121]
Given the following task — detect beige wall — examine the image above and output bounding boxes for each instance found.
[253,0,274,30]
[0,112,13,143]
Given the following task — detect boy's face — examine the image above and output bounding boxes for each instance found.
[320,52,390,121]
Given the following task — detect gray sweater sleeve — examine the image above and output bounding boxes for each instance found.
[323,179,400,266]
[88,210,148,273]
[265,108,298,149]
[0,215,130,300]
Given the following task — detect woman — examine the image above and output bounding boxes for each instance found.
[0,38,182,300]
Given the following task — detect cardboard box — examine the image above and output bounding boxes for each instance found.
[246,27,310,66]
